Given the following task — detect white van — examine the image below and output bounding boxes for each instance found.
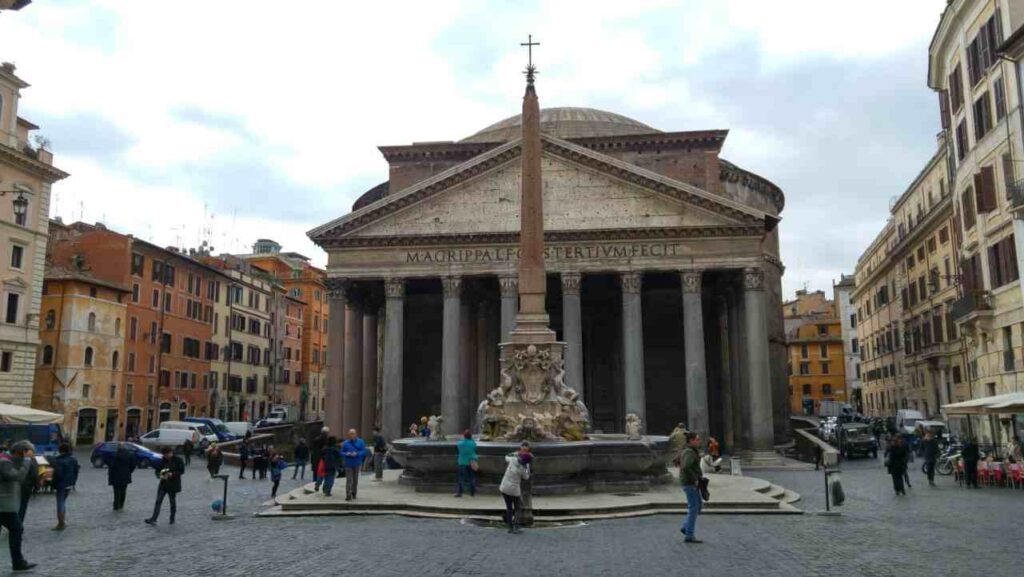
[139,428,200,451]
[160,421,218,447]
[896,409,925,434]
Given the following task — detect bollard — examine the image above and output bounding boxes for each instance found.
[212,474,235,520]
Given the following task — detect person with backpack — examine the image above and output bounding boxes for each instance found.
[108,443,136,511]
[311,427,329,491]
[145,446,185,525]
[0,440,37,572]
[50,443,80,531]
[321,437,340,497]
[292,439,309,480]
[499,446,532,534]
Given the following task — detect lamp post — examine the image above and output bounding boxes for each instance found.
[1,190,29,225]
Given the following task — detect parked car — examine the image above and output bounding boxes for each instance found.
[90,442,165,469]
[184,417,236,442]
[224,421,253,438]
[159,421,217,448]
[896,409,925,435]
[836,422,878,459]
[139,428,201,451]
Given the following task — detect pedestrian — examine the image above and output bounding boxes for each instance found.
[499,447,531,534]
[50,442,79,531]
[312,427,329,492]
[182,438,194,466]
[292,439,309,480]
[409,422,419,438]
[1,441,37,572]
[707,437,721,460]
[17,451,37,522]
[238,439,250,480]
[270,454,289,498]
[321,437,339,497]
[902,435,914,489]
[207,444,223,478]
[145,446,185,525]
[342,429,368,501]
[814,443,824,471]
[255,447,268,480]
[372,427,387,482]
[456,429,478,497]
[108,443,136,511]
[679,432,703,543]
[885,435,909,496]
[961,437,981,489]
[921,431,940,487]
[419,417,430,438]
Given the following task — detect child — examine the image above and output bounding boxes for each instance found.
[270,453,289,498]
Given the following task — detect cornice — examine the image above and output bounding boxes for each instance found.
[0,144,70,182]
[319,225,765,249]
[719,159,785,214]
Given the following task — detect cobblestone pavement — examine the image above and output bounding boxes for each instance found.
[1,450,1019,577]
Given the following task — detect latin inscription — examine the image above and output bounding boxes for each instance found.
[405,243,680,264]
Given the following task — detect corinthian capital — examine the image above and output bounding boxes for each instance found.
[743,267,765,291]
[498,275,518,297]
[560,272,582,296]
[384,278,405,299]
[680,269,703,294]
[441,276,463,298]
[620,272,643,294]
[325,278,348,301]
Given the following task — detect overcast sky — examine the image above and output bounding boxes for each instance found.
[1,0,947,298]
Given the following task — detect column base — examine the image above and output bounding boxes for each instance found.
[507,314,555,344]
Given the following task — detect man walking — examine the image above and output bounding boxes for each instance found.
[0,440,37,572]
[342,429,367,501]
[145,447,185,525]
[921,431,940,487]
[885,435,909,496]
[182,438,193,466]
[51,443,79,531]
[372,427,387,482]
[321,437,339,497]
[238,439,250,480]
[961,437,980,489]
[108,443,136,511]
[17,452,37,522]
[292,438,309,480]
[679,432,703,543]
[311,427,328,492]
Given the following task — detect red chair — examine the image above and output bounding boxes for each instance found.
[957,460,966,487]
[1009,463,1023,489]
[991,463,1005,487]
[977,462,990,487]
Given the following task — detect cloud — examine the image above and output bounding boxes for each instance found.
[1,0,948,301]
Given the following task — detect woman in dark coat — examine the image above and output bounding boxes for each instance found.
[108,444,136,511]
[885,435,909,496]
[961,438,981,488]
[206,445,223,479]
[144,447,185,525]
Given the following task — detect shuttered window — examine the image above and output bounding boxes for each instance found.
[974,166,997,213]
[988,235,1020,288]
[950,63,964,111]
[962,186,977,229]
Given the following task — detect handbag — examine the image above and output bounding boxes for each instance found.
[470,460,479,472]
[698,477,710,502]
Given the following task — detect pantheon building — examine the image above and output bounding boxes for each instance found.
[310,107,789,456]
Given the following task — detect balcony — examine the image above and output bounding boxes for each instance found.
[950,290,993,333]
[1010,179,1024,214]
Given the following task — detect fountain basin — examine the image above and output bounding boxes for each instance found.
[390,435,674,495]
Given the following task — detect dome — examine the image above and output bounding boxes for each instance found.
[461,107,660,143]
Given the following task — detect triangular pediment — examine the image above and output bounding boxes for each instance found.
[309,134,770,244]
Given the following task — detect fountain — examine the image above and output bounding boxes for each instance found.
[390,40,673,495]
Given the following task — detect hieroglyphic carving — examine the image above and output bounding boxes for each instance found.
[560,272,582,296]
[620,272,643,294]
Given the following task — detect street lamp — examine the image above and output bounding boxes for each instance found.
[1,189,29,225]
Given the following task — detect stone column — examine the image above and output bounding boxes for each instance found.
[742,268,776,457]
[460,293,476,431]
[717,295,735,452]
[325,279,347,435]
[343,288,364,435]
[361,299,379,437]
[499,275,517,343]
[728,287,747,451]
[441,276,463,435]
[382,278,404,442]
[620,272,646,428]
[561,272,585,401]
[681,269,708,440]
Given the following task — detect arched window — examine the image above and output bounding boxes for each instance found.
[111,351,119,370]
[88,312,96,331]
[42,345,53,365]
[84,346,94,366]
[159,402,171,423]
[45,310,55,330]
[114,318,121,336]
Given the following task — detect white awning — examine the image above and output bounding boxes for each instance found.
[0,403,63,425]
[942,392,1024,415]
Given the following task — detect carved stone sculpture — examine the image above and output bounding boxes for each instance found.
[428,415,444,440]
[625,413,643,440]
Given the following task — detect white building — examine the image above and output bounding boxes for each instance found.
[833,275,862,411]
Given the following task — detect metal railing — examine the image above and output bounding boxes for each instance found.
[1009,179,1024,211]
[950,291,992,322]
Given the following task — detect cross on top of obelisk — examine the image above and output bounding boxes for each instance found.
[521,34,539,85]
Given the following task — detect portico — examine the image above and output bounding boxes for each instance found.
[310,107,788,456]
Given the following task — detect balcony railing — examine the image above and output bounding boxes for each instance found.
[950,290,992,323]
[1009,179,1024,212]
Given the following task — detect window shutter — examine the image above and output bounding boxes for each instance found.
[982,165,997,212]
[989,244,1001,287]
[939,90,951,130]
[1008,235,1020,282]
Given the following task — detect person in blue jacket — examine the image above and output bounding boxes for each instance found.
[50,443,79,531]
[341,429,368,501]
[269,453,289,498]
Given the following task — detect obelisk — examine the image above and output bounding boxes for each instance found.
[511,40,556,344]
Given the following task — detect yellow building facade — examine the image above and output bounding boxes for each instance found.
[785,291,847,416]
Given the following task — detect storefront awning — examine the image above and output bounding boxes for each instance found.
[942,392,1024,415]
[0,403,63,425]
